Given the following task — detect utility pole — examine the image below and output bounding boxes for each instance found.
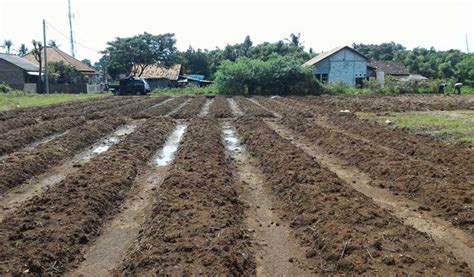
[43,19,49,94]
[466,34,470,54]
[68,0,75,57]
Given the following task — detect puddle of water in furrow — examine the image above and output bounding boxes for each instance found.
[0,130,70,162]
[221,122,312,277]
[154,124,187,166]
[199,98,214,117]
[0,122,142,223]
[70,123,188,276]
[227,98,243,117]
[166,98,192,117]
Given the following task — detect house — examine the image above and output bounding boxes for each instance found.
[368,61,427,84]
[24,47,96,80]
[132,64,183,90]
[23,47,99,93]
[0,53,39,92]
[303,46,369,86]
[177,74,213,87]
[368,60,409,80]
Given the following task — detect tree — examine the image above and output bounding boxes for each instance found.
[285,33,303,49]
[214,55,319,95]
[32,40,43,92]
[81,59,92,67]
[183,47,210,77]
[353,42,405,60]
[48,61,82,84]
[242,35,253,56]
[3,40,13,54]
[457,54,474,85]
[93,54,110,83]
[17,44,28,56]
[48,40,60,48]
[104,32,177,79]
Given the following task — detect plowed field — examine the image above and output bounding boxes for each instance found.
[0,94,472,276]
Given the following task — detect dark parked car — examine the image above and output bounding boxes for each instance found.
[109,77,151,95]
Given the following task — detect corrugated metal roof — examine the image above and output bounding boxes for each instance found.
[0,53,39,72]
[134,64,182,80]
[24,47,96,75]
[369,61,409,76]
[303,46,368,67]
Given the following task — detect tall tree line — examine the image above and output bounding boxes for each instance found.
[353,42,473,84]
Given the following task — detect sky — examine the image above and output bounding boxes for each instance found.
[0,0,472,63]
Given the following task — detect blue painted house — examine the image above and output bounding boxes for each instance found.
[303,46,369,87]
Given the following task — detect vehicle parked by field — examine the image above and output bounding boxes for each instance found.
[109,77,151,95]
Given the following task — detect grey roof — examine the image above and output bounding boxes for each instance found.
[368,60,409,76]
[0,53,39,72]
[303,46,368,67]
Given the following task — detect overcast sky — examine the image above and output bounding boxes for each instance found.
[1,0,472,63]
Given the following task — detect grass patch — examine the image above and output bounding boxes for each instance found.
[151,85,217,96]
[358,110,474,144]
[0,91,111,111]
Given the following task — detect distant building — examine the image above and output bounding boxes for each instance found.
[303,46,369,87]
[0,53,39,92]
[304,47,428,87]
[132,64,183,90]
[177,74,213,87]
[24,47,97,80]
[368,60,427,84]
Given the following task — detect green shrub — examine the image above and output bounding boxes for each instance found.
[152,85,217,96]
[0,82,11,93]
[214,55,321,95]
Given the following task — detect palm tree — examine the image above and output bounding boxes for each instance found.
[3,40,13,54]
[285,33,303,48]
[48,40,59,48]
[17,44,29,56]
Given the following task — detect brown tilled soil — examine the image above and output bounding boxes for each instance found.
[234,96,274,117]
[0,94,472,276]
[0,97,116,121]
[210,96,233,118]
[0,96,127,124]
[236,118,470,275]
[274,98,473,234]
[0,118,174,275]
[0,117,126,195]
[289,97,474,175]
[0,117,40,133]
[292,94,474,113]
[0,116,86,156]
[254,96,313,118]
[135,96,188,118]
[171,96,207,119]
[118,118,255,275]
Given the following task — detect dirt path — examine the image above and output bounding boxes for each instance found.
[68,123,187,276]
[266,120,474,271]
[0,121,142,223]
[222,121,312,276]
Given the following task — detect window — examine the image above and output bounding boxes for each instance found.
[316,74,328,83]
